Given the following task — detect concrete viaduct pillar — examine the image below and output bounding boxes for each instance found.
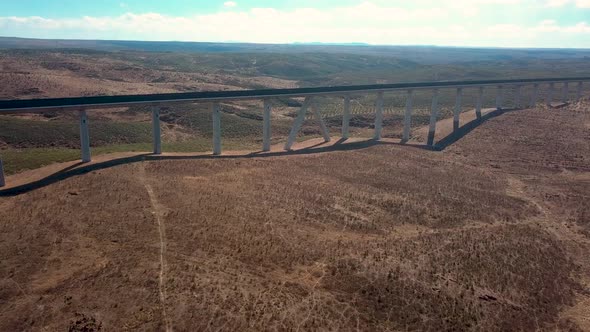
[151,106,162,155]
[79,110,91,163]
[342,94,351,139]
[531,84,539,107]
[262,99,272,152]
[0,159,5,188]
[402,89,414,142]
[453,88,462,131]
[476,87,484,119]
[212,103,222,155]
[373,92,384,140]
[547,82,555,106]
[427,89,440,147]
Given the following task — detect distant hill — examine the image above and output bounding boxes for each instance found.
[2,36,590,64]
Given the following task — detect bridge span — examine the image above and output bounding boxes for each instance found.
[0,77,589,187]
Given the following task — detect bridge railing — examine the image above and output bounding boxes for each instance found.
[0,76,589,187]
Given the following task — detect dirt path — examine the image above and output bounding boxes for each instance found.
[503,172,590,330]
[1,103,589,330]
[139,164,172,332]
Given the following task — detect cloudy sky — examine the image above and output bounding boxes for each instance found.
[0,0,589,48]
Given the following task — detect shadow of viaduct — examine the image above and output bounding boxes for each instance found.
[0,107,513,197]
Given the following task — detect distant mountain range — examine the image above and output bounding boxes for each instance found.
[1,36,590,65]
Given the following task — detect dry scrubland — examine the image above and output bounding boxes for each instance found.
[1,40,590,332]
[0,102,589,331]
[0,50,299,99]
[2,48,590,176]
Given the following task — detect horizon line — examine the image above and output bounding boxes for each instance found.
[2,35,590,51]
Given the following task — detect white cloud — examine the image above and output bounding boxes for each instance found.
[483,20,590,47]
[0,2,589,47]
[224,1,237,8]
[545,0,590,7]
[472,0,522,3]
[533,20,590,33]
[545,0,570,6]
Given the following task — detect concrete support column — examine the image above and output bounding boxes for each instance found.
[212,102,222,155]
[285,97,312,150]
[531,84,539,107]
[476,87,483,119]
[0,159,5,188]
[427,89,440,147]
[313,104,331,143]
[548,82,555,106]
[496,85,503,111]
[342,94,351,139]
[402,89,414,142]
[79,110,91,163]
[515,85,522,109]
[373,92,384,140]
[453,88,462,132]
[151,106,162,155]
[562,82,569,103]
[577,82,583,102]
[263,99,272,152]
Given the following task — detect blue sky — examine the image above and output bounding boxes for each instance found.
[4,1,362,16]
[1,0,589,47]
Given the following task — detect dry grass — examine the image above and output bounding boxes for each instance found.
[1,104,590,330]
[1,71,590,330]
[446,101,590,234]
[0,51,298,100]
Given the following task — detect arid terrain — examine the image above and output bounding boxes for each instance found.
[0,100,589,330]
[1,42,590,331]
[1,45,589,174]
[0,48,429,175]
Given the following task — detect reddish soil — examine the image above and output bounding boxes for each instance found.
[0,52,298,100]
[0,103,589,331]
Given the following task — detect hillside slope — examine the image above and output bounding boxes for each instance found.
[0,103,589,331]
